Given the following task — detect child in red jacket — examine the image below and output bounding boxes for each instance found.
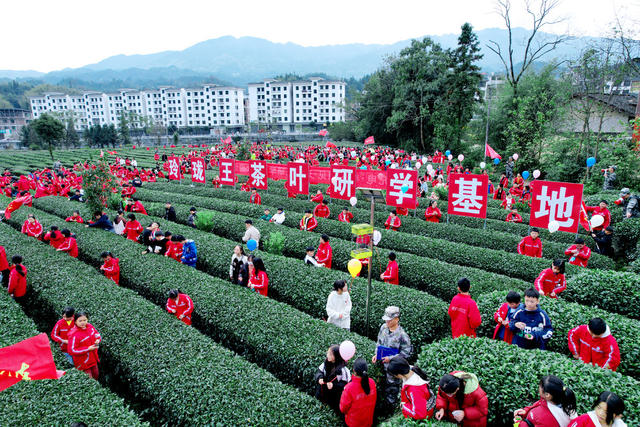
[569,391,626,427]
[568,318,620,371]
[385,210,402,231]
[57,229,78,258]
[340,358,377,427]
[0,244,9,289]
[44,226,66,249]
[380,252,399,285]
[518,228,543,258]
[50,306,76,365]
[387,356,436,420]
[68,311,101,379]
[8,255,27,299]
[166,289,194,325]
[534,259,566,298]
[514,375,577,427]
[448,278,482,338]
[435,371,488,427]
[492,291,523,344]
[564,237,591,267]
[124,213,143,242]
[100,251,120,285]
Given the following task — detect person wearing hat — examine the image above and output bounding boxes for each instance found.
[564,237,591,267]
[591,226,614,257]
[602,166,616,190]
[372,306,412,405]
[270,207,286,224]
[617,188,640,220]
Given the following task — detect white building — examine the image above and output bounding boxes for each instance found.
[248,77,346,131]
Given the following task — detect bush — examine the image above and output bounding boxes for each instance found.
[564,270,640,319]
[612,218,640,261]
[381,415,457,426]
[263,231,286,256]
[417,337,640,427]
[475,290,640,378]
[0,221,337,426]
[194,210,215,232]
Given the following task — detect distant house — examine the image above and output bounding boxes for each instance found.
[561,93,638,135]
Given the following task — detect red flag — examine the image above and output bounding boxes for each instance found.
[319,129,328,137]
[364,136,375,145]
[325,141,337,150]
[579,201,591,231]
[4,195,30,219]
[0,333,65,391]
[485,143,502,160]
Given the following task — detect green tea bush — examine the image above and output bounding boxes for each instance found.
[263,231,286,256]
[565,270,640,319]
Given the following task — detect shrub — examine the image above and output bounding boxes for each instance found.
[417,337,640,427]
[194,210,215,232]
[612,218,640,261]
[564,270,640,319]
[381,415,457,426]
[263,231,286,256]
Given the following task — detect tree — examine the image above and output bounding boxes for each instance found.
[118,113,131,145]
[354,67,395,143]
[31,113,65,160]
[64,118,80,148]
[82,161,122,214]
[19,122,43,149]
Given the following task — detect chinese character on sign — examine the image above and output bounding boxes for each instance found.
[385,170,417,209]
[219,159,235,186]
[248,160,268,190]
[530,181,583,233]
[448,173,488,218]
[191,158,206,184]
[168,156,181,181]
[329,166,356,200]
[286,162,309,195]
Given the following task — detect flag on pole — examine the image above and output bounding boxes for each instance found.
[319,129,328,137]
[325,141,337,150]
[579,201,591,231]
[485,143,502,160]
[3,194,31,219]
[364,136,375,145]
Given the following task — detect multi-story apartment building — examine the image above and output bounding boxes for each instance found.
[0,108,31,140]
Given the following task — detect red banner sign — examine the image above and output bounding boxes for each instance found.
[248,160,268,190]
[530,180,584,233]
[310,167,331,185]
[355,169,386,190]
[329,166,356,200]
[0,333,65,391]
[167,156,182,181]
[235,161,250,176]
[285,162,309,196]
[447,173,488,218]
[219,159,236,186]
[386,170,418,209]
[267,163,288,181]
[190,158,206,184]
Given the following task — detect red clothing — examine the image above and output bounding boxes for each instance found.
[435,371,488,427]
[584,205,611,231]
[493,188,506,200]
[250,193,262,205]
[492,302,515,344]
[400,375,435,420]
[165,241,184,261]
[51,318,75,353]
[385,215,401,231]
[44,230,65,249]
[500,197,515,210]
[517,399,561,427]
[448,294,482,338]
[568,413,605,427]
[166,293,194,325]
[338,211,354,223]
[131,201,147,215]
[381,260,399,285]
[506,212,523,223]
[311,193,324,203]
[124,220,142,242]
[21,220,43,238]
[58,236,78,258]
[65,215,84,224]
[424,207,442,223]
[68,323,101,371]
[568,324,620,371]
[300,216,318,231]
[518,236,543,258]
[314,204,330,218]
[564,245,591,267]
[101,257,120,285]
[250,270,269,296]
[396,207,409,216]
[8,265,27,297]
[316,242,332,269]
[534,268,566,297]
[0,245,8,271]
[356,234,371,246]
[340,376,377,427]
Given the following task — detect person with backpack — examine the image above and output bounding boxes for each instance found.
[340,358,377,427]
[314,344,351,412]
[435,371,488,426]
[513,375,577,427]
[387,356,436,420]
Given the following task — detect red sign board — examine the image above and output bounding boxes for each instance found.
[235,161,250,176]
[447,173,488,218]
[530,180,584,233]
[355,169,386,190]
[219,159,235,186]
[309,167,331,185]
[385,170,418,209]
[190,158,206,184]
[285,162,309,196]
[248,160,268,190]
[328,166,356,200]
[167,156,182,181]
[267,163,287,181]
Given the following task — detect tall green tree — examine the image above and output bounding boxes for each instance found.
[31,113,65,160]
[118,113,131,145]
[354,67,395,143]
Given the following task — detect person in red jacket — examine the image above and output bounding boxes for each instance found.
[424,200,442,223]
[166,289,194,325]
[448,278,482,338]
[565,237,591,267]
[569,391,626,427]
[385,210,401,231]
[435,371,488,427]
[44,226,65,249]
[518,228,543,258]
[492,291,523,344]
[506,208,523,223]
[568,318,620,371]
[300,210,318,232]
[248,257,269,296]
[585,200,611,232]
[21,214,43,239]
[500,194,515,210]
[387,357,436,420]
[125,198,147,215]
[316,234,332,269]
[50,306,76,364]
[249,188,261,205]
[493,184,506,201]
[100,251,120,285]
[513,375,577,427]
[380,252,399,285]
[0,244,9,289]
[56,229,78,258]
[7,255,27,299]
[65,210,84,224]
[165,235,184,261]
[124,213,143,242]
[311,190,324,204]
[314,200,331,218]
[68,311,101,379]
[338,207,354,223]
[340,358,377,427]
[535,259,566,298]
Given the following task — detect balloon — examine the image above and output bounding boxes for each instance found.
[447,154,453,161]
[522,171,530,180]
[458,154,464,162]
[360,166,367,170]
[445,150,451,156]
[372,230,382,246]
[426,164,433,171]
[422,156,428,163]
[591,214,605,228]
[494,158,501,165]
[349,197,358,207]
[385,160,391,166]
[513,153,519,161]
[347,259,362,278]
[247,239,258,251]
[533,169,541,179]
[416,162,422,169]
[586,157,596,167]
[339,340,356,361]
[480,162,486,169]
[331,176,339,185]
[401,185,409,193]
[548,220,560,234]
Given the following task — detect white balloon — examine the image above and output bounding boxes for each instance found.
[296,158,305,163]
[533,170,541,179]
[349,197,358,207]
[548,220,560,233]
[513,153,519,161]
[426,164,433,171]
[480,162,486,169]
[416,162,422,169]
[429,169,436,177]
[458,154,464,162]
[331,176,339,185]
[390,164,398,169]
[591,214,605,228]
[447,154,453,160]
[373,230,382,246]
[422,156,428,163]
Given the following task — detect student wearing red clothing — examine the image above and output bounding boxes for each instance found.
[57,229,78,258]
[124,213,143,242]
[435,371,488,427]
[316,234,332,269]
[493,185,506,201]
[565,237,591,267]
[385,210,401,231]
[424,200,442,223]
[311,190,324,203]
[249,188,261,205]
[585,200,611,231]
[535,259,566,298]
[130,198,148,215]
[338,207,354,223]
[380,252,399,285]
[50,307,76,365]
[165,235,184,261]
[44,226,65,249]
[166,289,194,325]
[569,392,626,427]
[240,181,251,192]
[100,251,120,285]
[65,210,84,224]
[500,194,515,210]
[313,200,331,218]
[448,278,482,338]
[68,311,101,379]
[248,257,269,296]
[21,214,43,239]
[340,358,377,427]
[0,244,9,289]
[514,375,577,427]
[518,228,543,258]
[506,208,523,223]
[387,357,436,421]
[568,318,620,371]
[396,207,409,216]
[492,291,523,344]
[7,255,27,299]
[300,210,318,232]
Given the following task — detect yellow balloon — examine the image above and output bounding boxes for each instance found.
[347,259,362,278]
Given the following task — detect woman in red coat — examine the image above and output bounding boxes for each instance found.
[387,357,436,420]
[248,257,269,296]
[21,214,43,239]
[435,371,488,427]
[424,200,442,223]
[340,358,377,427]
[100,251,120,285]
[57,229,78,258]
[569,392,626,427]
[7,255,27,299]
[514,375,577,427]
[68,311,101,379]
[124,214,143,242]
[166,289,194,325]
[0,244,9,289]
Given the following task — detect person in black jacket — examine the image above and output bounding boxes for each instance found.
[591,226,614,257]
[85,211,115,232]
[164,202,177,222]
[314,344,351,412]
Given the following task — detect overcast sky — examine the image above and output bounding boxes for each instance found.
[3,0,636,72]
